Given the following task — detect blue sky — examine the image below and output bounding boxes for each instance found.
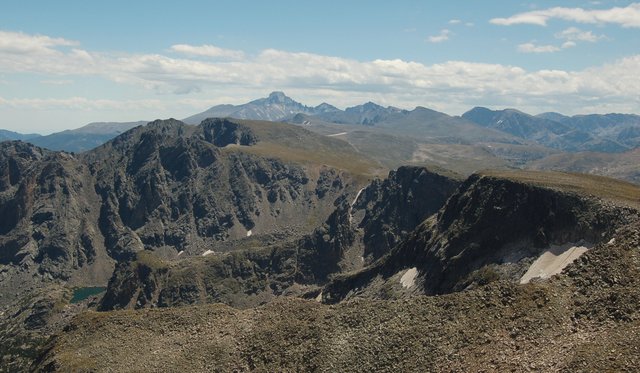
[1,0,639,133]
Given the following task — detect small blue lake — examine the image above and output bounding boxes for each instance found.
[70,286,107,303]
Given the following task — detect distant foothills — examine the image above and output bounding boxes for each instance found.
[2,92,640,155]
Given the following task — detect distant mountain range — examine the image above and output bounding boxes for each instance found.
[0,129,41,142]
[27,121,148,153]
[2,92,640,165]
[184,91,412,127]
[462,107,640,153]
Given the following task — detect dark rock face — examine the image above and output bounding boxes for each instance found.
[81,118,347,263]
[98,166,462,311]
[0,142,106,281]
[354,166,461,261]
[323,173,639,303]
[411,175,625,294]
[200,118,258,147]
[97,204,353,311]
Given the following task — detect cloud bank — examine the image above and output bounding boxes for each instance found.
[0,29,639,118]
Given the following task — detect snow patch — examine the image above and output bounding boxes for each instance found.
[315,291,323,302]
[327,132,348,137]
[246,229,253,237]
[520,243,591,284]
[400,267,418,289]
[351,187,365,208]
[348,187,366,225]
[608,237,616,245]
[177,251,184,256]
[202,250,215,257]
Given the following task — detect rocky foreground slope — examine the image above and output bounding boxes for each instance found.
[32,169,640,372]
[35,222,640,372]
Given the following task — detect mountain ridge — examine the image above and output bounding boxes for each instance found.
[3,94,640,164]
[463,106,640,153]
[27,121,148,153]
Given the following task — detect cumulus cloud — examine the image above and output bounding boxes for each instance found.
[428,29,451,43]
[170,44,245,60]
[0,30,78,54]
[517,26,603,54]
[555,27,604,42]
[490,3,640,27]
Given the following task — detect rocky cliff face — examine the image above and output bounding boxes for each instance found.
[0,119,353,288]
[97,166,461,311]
[86,119,348,261]
[353,166,461,262]
[323,171,640,303]
[0,142,110,284]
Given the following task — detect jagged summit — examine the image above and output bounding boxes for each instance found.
[313,102,340,113]
[265,91,288,103]
[182,93,408,126]
[183,91,315,124]
[248,91,300,106]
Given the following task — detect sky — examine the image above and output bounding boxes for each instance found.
[1,0,640,134]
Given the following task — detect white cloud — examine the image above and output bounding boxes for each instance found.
[170,44,245,60]
[0,30,78,54]
[448,19,461,24]
[428,29,451,43]
[517,27,602,54]
[555,27,605,42]
[491,3,640,27]
[517,42,561,53]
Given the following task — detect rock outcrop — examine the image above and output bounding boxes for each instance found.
[353,166,461,261]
